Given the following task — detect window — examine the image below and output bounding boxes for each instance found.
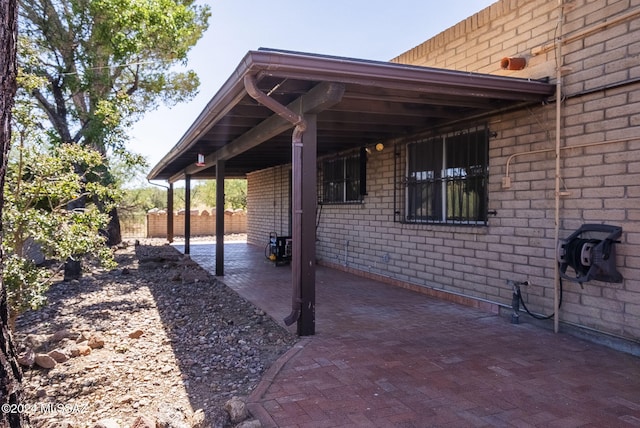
[320,150,365,204]
[405,127,488,225]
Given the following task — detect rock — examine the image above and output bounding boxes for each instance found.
[130,416,156,428]
[94,419,121,428]
[53,329,77,342]
[34,353,57,369]
[128,329,144,339]
[181,267,210,284]
[69,346,81,358]
[189,409,207,428]
[236,420,261,428]
[48,349,70,363]
[119,395,134,405]
[23,237,45,265]
[12,241,297,428]
[70,344,92,357]
[17,348,35,367]
[156,404,190,428]
[23,334,49,351]
[88,333,105,349]
[64,258,82,281]
[76,331,90,343]
[224,397,248,424]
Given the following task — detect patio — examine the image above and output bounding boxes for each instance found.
[175,240,640,427]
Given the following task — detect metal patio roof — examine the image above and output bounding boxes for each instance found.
[147,48,555,182]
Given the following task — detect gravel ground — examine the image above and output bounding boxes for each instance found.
[13,239,297,427]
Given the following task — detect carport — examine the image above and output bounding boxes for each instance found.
[147,48,554,335]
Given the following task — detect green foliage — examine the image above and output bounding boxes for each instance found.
[14,0,210,246]
[17,0,210,154]
[193,179,247,210]
[2,142,119,317]
[121,186,167,214]
[225,180,248,210]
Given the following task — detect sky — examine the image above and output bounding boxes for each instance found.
[129,0,497,185]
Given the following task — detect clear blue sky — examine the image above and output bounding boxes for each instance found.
[130,0,497,184]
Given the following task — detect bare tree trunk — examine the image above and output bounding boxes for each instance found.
[1,0,30,425]
[106,207,122,247]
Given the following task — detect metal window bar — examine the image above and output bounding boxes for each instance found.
[401,125,488,225]
[320,152,363,204]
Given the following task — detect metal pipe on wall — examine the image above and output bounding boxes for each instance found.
[553,0,565,334]
[503,137,635,184]
[532,6,640,56]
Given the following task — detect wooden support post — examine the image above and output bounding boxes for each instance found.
[167,182,174,243]
[216,160,225,276]
[298,114,317,336]
[184,175,191,255]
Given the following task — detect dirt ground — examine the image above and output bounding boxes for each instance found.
[13,240,297,427]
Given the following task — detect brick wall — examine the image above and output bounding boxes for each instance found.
[146,209,247,238]
[246,166,291,247]
[246,0,640,343]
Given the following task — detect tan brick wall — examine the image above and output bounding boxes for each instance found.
[146,209,247,238]
[246,166,291,247]
[246,0,640,343]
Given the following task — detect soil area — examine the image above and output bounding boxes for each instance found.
[13,239,298,427]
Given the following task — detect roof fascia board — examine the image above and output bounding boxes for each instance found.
[149,49,555,180]
[249,50,554,99]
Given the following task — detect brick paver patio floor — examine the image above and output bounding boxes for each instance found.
[175,240,640,427]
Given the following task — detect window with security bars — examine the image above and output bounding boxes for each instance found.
[404,127,488,225]
[320,151,365,204]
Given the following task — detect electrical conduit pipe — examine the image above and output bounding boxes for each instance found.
[553,0,565,334]
[243,75,307,326]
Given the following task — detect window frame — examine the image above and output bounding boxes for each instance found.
[319,150,366,205]
[404,126,489,226]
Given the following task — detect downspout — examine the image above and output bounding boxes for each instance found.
[553,1,565,334]
[244,74,307,326]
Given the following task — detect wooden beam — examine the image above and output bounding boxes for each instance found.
[173,82,345,181]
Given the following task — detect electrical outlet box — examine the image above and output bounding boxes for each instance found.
[501,176,511,189]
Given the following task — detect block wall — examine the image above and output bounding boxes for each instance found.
[246,0,640,344]
[246,166,291,247]
[146,209,247,238]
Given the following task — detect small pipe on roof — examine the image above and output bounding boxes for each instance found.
[500,57,527,71]
[243,74,307,328]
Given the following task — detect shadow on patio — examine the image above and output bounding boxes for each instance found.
[177,240,640,427]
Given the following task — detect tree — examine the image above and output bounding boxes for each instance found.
[3,142,119,324]
[1,0,30,423]
[194,179,248,210]
[224,179,247,210]
[17,0,210,243]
